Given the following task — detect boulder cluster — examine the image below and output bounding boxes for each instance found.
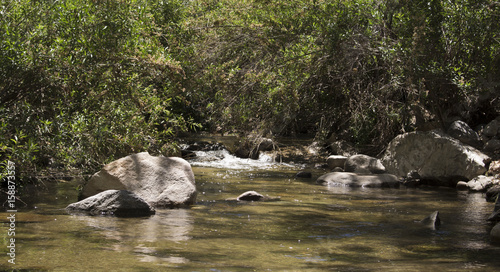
[67,152,197,217]
[320,118,500,243]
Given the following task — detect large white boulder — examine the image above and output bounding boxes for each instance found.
[381,130,490,184]
[80,152,197,208]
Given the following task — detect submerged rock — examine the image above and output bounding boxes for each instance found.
[237,191,265,201]
[66,190,155,217]
[80,152,197,208]
[316,172,400,188]
[226,191,281,202]
[419,211,441,230]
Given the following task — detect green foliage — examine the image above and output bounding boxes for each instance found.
[177,0,500,149]
[0,0,197,181]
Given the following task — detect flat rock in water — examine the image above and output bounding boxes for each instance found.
[237,191,265,201]
[226,191,281,202]
[316,172,400,188]
[66,190,155,217]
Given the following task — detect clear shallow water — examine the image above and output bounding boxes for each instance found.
[1,155,500,271]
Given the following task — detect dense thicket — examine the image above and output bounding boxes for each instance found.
[1,0,499,181]
[0,0,197,180]
[180,0,500,146]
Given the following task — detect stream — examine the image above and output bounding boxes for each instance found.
[1,147,500,271]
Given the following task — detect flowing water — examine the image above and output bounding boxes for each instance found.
[1,148,500,271]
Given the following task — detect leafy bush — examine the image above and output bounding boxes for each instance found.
[178,0,500,151]
[0,0,197,181]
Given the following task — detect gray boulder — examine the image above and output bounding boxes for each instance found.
[316,172,400,188]
[344,154,386,174]
[381,130,491,185]
[447,120,482,148]
[66,190,155,217]
[80,152,197,208]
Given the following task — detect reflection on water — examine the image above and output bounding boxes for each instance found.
[73,209,193,243]
[71,209,194,265]
[1,159,500,271]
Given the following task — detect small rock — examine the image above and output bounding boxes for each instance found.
[232,191,280,202]
[419,211,441,229]
[237,191,265,201]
